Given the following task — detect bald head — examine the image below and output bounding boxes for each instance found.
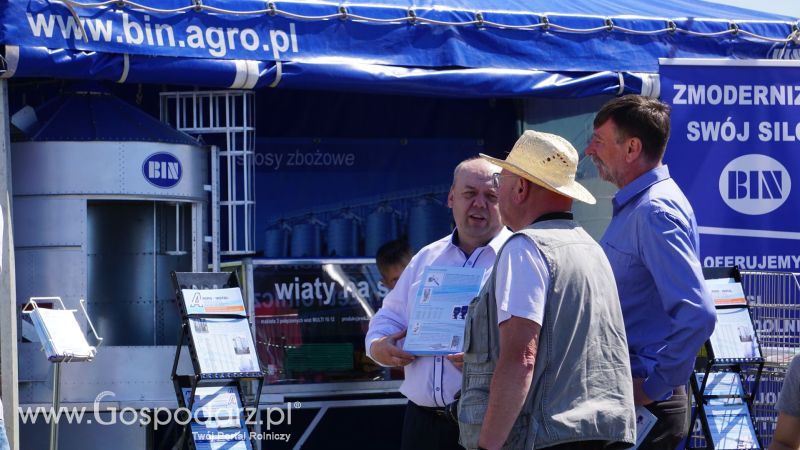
[452,157,495,188]
[447,157,503,255]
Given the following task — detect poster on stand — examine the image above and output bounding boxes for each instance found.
[708,308,761,360]
[189,317,261,375]
[706,278,747,307]
[705,403,759,449]
[181,288,247,316]
[696,372,745,402]
[180,385,253,450]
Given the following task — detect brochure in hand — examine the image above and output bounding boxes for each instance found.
[402,266,486,355]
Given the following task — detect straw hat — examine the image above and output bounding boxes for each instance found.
[480,130,596,204]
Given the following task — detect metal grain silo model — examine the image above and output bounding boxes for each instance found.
[11,84,207,446]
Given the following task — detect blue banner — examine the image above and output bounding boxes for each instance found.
[661,61,800,271]
[0,0,795,73]
[3,1,799,95]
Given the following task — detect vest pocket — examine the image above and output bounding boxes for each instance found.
[463,295,490,363]
[457,371,491,449]
[462,346,489,363]
[458,370,492,423]
[458,398,488,425]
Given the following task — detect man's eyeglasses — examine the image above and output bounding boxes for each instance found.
[491,172,513,189]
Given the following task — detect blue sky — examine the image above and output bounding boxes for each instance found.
[705,0,800,18]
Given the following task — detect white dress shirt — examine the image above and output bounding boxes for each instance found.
[366,227,513,407]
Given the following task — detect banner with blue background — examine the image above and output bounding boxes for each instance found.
[661,60,800,272]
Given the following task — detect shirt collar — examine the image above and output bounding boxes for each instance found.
[450,226,512,256]
[612,165,671,214]
[488,227,514,254]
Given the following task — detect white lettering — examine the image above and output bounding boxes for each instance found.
[149,161,160,179]
[85,19,113,42]
[26,13,56,38]
[167,162,179,180]
[154,23,175,46]
[206,27,227,57]
[240,29,259,51]
[26,12,302,59]
[122,12,143,45]
[673,84,687,105]
[270,29,290,60]
[703,254,800,270]
[55,15,83,40]
[668,83,800,106]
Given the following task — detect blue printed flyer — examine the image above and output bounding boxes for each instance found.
[403,266,485,355]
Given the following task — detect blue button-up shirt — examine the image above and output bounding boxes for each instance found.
[600,165,716,401]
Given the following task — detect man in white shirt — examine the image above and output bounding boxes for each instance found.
[366,157,511,450]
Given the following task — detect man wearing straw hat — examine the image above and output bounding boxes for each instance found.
[458,130,635,450]
[586,95,716,450]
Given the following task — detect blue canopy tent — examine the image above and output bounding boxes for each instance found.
[0,0,798,97]
[0,3,798,449]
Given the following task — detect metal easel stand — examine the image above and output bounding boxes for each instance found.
[169,271,265,450]
[689,267,766,449]
[22,297,104,450]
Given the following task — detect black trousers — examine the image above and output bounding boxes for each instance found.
[640,386,690,450]
[400,402,463,450]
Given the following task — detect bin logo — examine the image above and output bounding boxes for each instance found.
[719,154,790,215]
[143,152,182,188]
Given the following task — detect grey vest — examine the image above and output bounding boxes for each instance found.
[458,220,635,449]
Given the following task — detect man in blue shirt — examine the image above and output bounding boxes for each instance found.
[585,95,717,450]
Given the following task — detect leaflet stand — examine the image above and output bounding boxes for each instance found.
[689,267,764,449]
[22,296,103,450]
[170,271,264,450]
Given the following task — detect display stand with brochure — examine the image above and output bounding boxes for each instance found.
[173,376,254,450]
[170,271,264,450]
[688,267,764,450]
[23,296,103,450]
